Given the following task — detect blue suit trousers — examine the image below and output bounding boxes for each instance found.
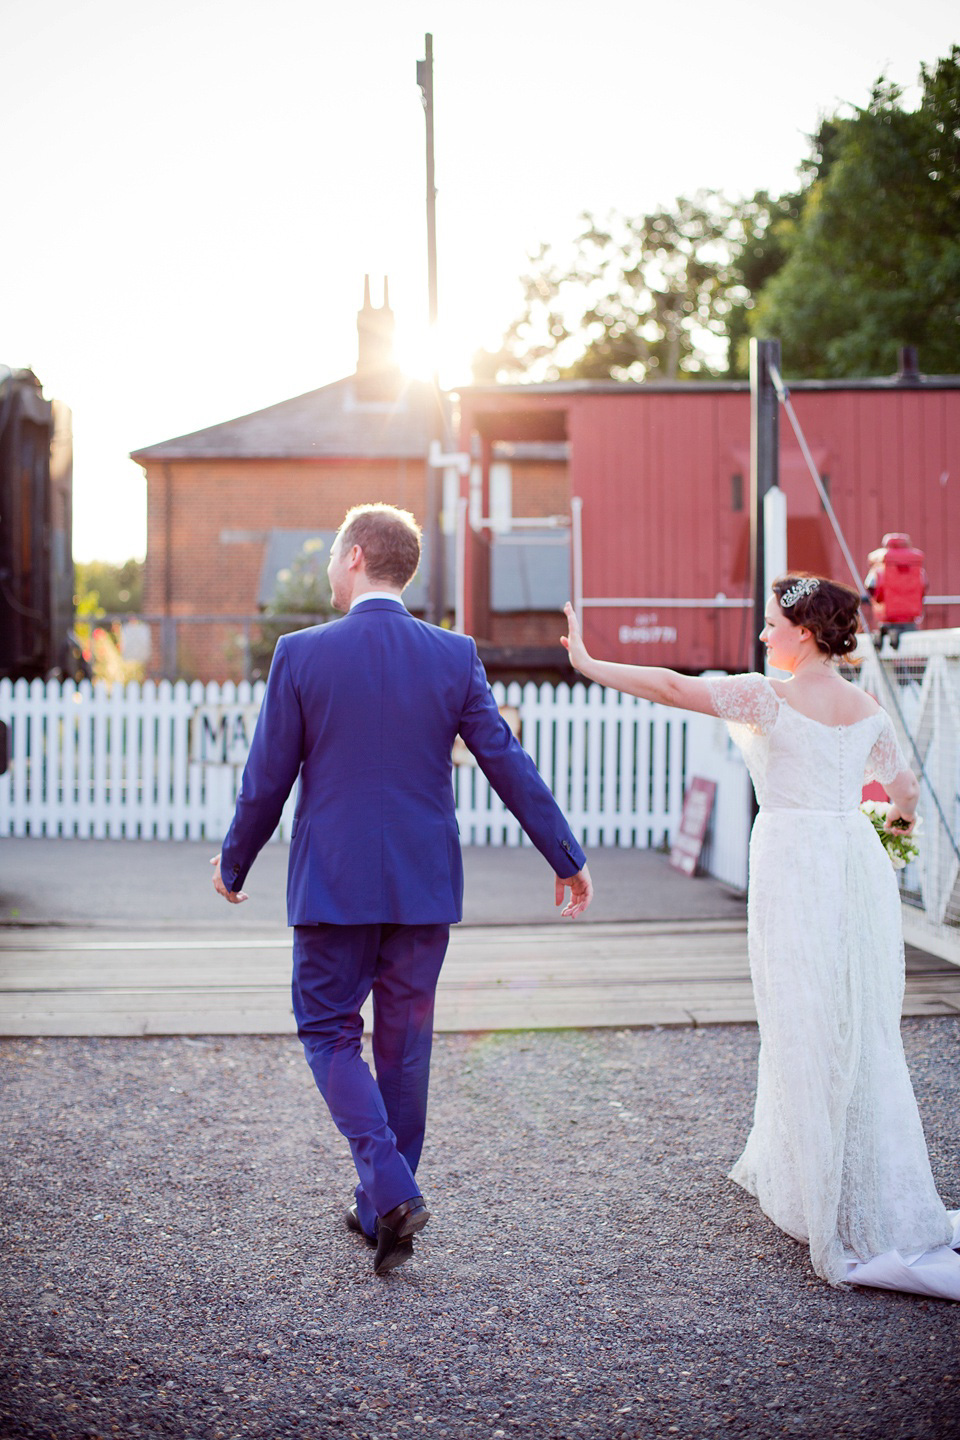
[292,921,449,1238]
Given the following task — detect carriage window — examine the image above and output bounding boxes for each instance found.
[731,473,743,511]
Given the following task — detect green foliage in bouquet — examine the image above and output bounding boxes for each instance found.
[860,801,921,870]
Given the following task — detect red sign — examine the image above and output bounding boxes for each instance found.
[670,777,717,877]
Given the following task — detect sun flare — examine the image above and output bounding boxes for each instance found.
[393,323,470,386]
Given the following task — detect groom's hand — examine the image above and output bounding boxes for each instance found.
[211,854,249,904]
[555,864,593,919]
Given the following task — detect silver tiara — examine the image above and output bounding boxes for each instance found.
[779,577,820,608]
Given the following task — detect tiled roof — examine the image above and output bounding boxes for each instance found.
[131,373,443,463]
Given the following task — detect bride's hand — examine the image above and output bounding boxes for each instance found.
[884,807,916,837]
[561,602,590,673]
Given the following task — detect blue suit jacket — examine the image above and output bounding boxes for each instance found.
[220,599,586,925]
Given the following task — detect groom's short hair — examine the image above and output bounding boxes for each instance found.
[338,504,422,590]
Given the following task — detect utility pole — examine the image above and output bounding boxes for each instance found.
[749,337,781,674]
[417,33,444,624]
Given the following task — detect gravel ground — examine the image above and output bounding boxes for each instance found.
[1,1020,958,1440]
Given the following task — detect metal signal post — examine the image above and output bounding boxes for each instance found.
[749,337,781,674]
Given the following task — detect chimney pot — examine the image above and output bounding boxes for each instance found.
[897,345,920,384]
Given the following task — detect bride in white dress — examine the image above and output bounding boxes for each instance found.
[562,575,960,1298]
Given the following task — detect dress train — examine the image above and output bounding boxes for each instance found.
[846,1210,960,1300]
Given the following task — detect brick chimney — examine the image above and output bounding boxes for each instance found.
[356,276,400,399]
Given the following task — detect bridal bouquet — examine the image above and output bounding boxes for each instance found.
[860,800,921,870]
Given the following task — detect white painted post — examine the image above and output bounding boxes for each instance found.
[454,495,468,635]
[108,682,128,837]
[75,681,93,837]
[535,679,556,804]
[571,496,583,626]
[8,680,29,836]
[599,688,620,846]
[584,683,604,847]
[502,680,523,846]
[188,678,210,840]
[667,712,686,835]
[617,692,637,847]
[140,680,158,840]
[36,679,56,837]
[27,679,47,835]
[763,484,788,676]
[156,681,175,839]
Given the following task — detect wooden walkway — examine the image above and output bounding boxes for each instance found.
[2,921,959,1037]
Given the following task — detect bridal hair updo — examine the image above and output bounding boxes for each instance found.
[772,572,862,658]
[338,503,422,590]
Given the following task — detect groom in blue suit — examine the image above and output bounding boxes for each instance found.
[213,503,592,1273]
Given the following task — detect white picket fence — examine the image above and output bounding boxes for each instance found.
[0,677,704,851]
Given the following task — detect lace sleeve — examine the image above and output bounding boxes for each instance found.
[865,712,911,786]
[706,673,778,734]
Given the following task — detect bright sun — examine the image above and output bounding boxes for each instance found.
[393,323,470,386]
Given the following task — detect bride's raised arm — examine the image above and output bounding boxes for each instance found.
[561,602,721,716]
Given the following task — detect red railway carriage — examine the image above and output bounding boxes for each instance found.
[455,376,960,674]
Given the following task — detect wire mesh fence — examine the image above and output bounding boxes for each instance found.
[850,632,960,960]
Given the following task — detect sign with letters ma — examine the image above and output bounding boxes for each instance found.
[191,704,261,766]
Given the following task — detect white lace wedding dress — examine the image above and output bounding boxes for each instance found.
[708,673,960,1298]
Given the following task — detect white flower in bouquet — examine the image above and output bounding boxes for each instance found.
[860,801,922,870]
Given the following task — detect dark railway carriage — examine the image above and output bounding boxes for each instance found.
[0,367,74,680]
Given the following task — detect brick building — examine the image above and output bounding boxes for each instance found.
[133,281,444,680]
[133,281,575,681]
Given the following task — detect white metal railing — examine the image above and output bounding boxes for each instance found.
[0,677,700,850]
[855,631,960,965]
[688,632,960,959]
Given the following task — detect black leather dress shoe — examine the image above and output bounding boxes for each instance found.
[373,1196,430,1276]
[344,1203,376,1248]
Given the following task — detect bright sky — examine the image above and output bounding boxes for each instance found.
[3,0,956,561]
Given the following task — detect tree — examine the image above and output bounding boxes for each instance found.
[749,49,960,376]
[72,559,144,682]
[249,536,333,678]
[480,48,960,385]
[720,189,804,377]
[74,558,143,615]
[475,194,759,383]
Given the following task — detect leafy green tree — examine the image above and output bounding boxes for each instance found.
[74,558,143,615]
[72,559,144,681]
[723,189,804,377]
[480,45,960,386]
[475,194,758,383]
[749,49,960,376]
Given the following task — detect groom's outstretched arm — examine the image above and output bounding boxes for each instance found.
[457,642,590,909]
[218,637,304,897]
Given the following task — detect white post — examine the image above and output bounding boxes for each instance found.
[454,495,468,634]
[571,495,584,623]
[763,484,788,675]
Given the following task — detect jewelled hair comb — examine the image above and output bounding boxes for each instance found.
[779,577,820,607]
